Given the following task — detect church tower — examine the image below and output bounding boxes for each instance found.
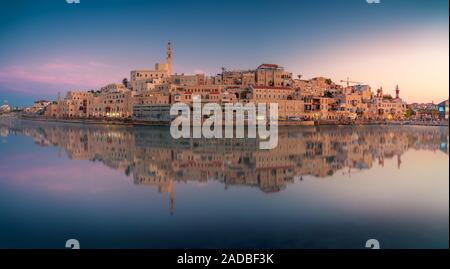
[166,41,173,76]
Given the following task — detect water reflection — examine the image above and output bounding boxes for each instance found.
[0,119,448,215]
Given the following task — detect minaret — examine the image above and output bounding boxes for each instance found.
[166,41,173,76]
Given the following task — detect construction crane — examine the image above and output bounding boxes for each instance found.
[340,77,363,87]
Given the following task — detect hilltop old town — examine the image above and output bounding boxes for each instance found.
[2,42,449,124]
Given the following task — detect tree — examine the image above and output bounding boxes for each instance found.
[325,78,332,85]
[431,109,439,120]
[405,107,415,118]
[383,95,393,100]
[323,91,333,98]
[122,78,129,88]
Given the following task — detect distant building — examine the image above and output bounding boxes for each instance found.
[44,102,58,117]
[410,102,437,111]
[370,86,406,120]
[438,100,449,120]
[0,104,11,114]
[26,100,51,114]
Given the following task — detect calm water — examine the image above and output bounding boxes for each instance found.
[0,117,448,249]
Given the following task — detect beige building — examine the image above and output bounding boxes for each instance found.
[134,78,170,93]
[130,42,173,90]
[205,74,223,85]
[172,73,205,86]
[275,100,305,120]
[59,91,91,118]
[130,70,168,91]
[302,96,337,120]
[87,83,135,118]
[336,86,371,115]
[249,85,296,100]
[171,85,228,104]
[255,64,292,87]
[221,70,256,86]
[293,77,340,97]
[133,91,170,105]
[27,100,51,114]
[44,102,58,117]
[370,86,407,120]
[248,85,304,120]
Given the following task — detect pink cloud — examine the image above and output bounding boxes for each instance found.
[0,60,129,93]
[0,162,129,194]
[194,69,206,74]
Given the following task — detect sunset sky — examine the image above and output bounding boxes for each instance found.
[0,0,448,106]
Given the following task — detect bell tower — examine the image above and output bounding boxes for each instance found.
[166,41,173,76]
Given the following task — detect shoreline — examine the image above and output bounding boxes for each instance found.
[6,113,447,128]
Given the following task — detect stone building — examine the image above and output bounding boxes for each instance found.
[59,91,91,118]
[130,42,173,90]
[87,83,134,118]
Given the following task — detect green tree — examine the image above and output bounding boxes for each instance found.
[323,91,333,98]
[405,107,416,118]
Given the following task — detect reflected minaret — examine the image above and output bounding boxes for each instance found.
[378,155,384,167]
[169,181,175,215]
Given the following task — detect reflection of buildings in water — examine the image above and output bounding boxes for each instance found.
[0,127,9,137]
[134,147,176,214]
[1,119,448,212]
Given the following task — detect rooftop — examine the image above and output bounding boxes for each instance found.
[257,63,281,69]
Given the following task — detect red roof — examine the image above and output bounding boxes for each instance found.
[258,63,279,69]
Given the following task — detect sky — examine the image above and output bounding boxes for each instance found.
[0,0,448,106]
